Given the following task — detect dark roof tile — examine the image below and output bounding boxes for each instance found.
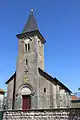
[5,72,16,84]
[23,10,38,33]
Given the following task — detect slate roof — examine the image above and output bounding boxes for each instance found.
[5,72,16,84]
[16,30,46,43]
[38,68,72,93]
[23,10,38,33]
[16,10,46,43]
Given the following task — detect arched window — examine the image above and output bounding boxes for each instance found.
[25,44,30,52]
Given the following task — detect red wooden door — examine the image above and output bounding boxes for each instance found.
[22,95,31,110]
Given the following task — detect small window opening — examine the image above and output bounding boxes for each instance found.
[25,44,27,52]
[26,59,28,65]
[28,44,30,51]
[44,88,46,93]
[25,44,30,52]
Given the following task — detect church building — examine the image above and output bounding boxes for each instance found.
[5,10,71,110]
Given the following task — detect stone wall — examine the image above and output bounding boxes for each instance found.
[2,108,80,120]
[7,77,14,109]
[71,100,80,108]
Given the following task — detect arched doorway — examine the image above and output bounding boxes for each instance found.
[22,95,31,110]
[21,87,31,110]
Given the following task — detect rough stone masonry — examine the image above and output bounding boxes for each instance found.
[2,108,80,120]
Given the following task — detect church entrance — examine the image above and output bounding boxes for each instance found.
[22,95,31,110]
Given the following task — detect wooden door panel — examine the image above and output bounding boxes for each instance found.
[22,95,31,110]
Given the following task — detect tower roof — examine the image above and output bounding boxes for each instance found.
[23,9,38,33]
[16,10,46,43]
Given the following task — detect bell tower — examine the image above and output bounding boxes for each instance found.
[15,10,46,109]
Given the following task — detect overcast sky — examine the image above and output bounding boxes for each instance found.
[0,0,80,93]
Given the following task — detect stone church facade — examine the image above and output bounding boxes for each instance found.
[6,10,71,110]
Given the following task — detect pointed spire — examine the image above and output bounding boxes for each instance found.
[23,9,38,33]
[16,10,46,43]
